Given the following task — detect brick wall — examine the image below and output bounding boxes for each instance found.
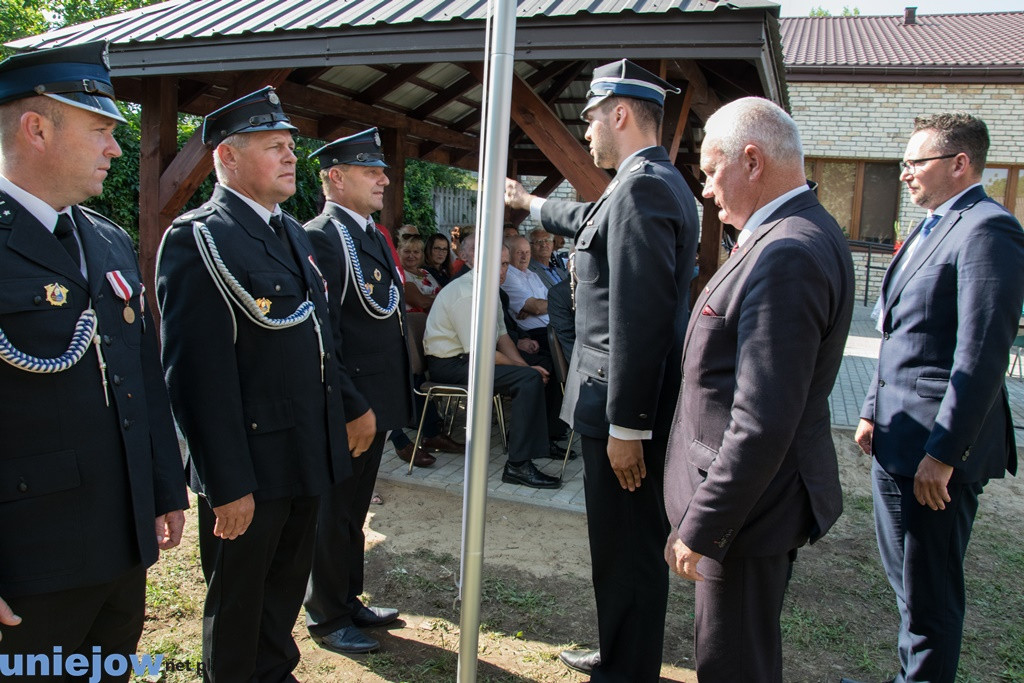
[789,81,1024,237]
[850,248,895,307]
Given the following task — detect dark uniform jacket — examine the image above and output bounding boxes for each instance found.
[304,203,414,431]
[863,185,1024,483]
[540,146,698,440]
[157,185,350,508]
[665,190,854,561]
[0,194,187,598]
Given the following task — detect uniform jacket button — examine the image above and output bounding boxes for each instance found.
[17,481,28,493]
[113,374,123,386]
[639,413,648,420]
[326,385,333,393]
[103,335,113,345]
[878,379,885,387]
[251,423,258,431]
[122,419,131,430]
[33,295,42,305]
[275,284,282,292]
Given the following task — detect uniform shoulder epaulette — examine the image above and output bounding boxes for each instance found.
[628,159,650,174]
[78,205,130,238]
[173,204,217,226]
[0,193,15,225]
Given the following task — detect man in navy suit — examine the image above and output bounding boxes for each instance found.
[850,113,1024,683]
[663,97,854,682]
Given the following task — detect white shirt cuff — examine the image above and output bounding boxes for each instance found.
[529,197,546,222]
[609,424,652,440]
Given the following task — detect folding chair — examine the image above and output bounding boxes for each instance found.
[1009,320,1024,379]
[546,324,577,481]
[403,312,507,475]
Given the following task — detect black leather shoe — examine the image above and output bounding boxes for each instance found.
[543,439,578,459]
[559,649,600,674]
[310,626,379,654]
[351,605,400,627]
[501,460,560,489]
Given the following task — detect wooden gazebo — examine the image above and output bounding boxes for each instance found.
[10,0,789,298]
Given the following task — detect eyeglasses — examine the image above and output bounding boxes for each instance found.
[900,153,958,174]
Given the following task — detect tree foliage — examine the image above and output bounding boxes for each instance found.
[402,159,475,233]
[1,0,162,58]
[809,5,860,16]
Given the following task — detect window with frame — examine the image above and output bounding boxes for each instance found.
[805,158,901,244]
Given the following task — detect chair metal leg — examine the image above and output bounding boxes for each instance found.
[1012,347,1023,379]
[408,391,435,475]
[558,430,576,481]
[493,395,508,452]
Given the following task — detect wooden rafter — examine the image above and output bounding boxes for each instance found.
[356,63,428,104]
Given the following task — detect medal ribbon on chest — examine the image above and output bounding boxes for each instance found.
[105,270,136,323]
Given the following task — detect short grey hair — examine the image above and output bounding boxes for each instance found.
[703,97,803,165]
[212,132,250,183]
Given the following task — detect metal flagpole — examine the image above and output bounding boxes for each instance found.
[457,0,517,677]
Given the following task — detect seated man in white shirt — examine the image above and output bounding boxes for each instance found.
[423,235,561,490]
[502,235,552,348]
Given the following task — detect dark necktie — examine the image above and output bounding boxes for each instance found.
[270,214,288,245]
[54,213,82,269]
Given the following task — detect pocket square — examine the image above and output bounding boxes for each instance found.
[701,304,718,316]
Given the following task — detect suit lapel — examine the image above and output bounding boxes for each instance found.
[883,185,988,313]
[681,191,819,362]
[74,207,114,300]
[2,192,89,289]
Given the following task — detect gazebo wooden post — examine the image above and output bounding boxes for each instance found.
[138,75,179,321]
[379,126,407,230]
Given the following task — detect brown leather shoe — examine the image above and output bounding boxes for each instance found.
[396,443,436,467]
[421,433,464,453]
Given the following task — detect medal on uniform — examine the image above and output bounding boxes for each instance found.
[364,283,374,295]
[44,283,69,306]
[373,268,382,282]
[255,297,272,315]
[105,270,136,324]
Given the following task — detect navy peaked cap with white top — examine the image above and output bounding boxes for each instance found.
[310,128,389,169]
[581,59,681,117]
[0,41,126,123]
[202,86,298,148]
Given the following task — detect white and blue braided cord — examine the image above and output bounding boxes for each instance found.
[192,221,327,381]
[0,309,97,373]
[334,218,400,320]
[193,222,314,329]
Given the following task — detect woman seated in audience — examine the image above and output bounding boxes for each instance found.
[400,235,442,312]
[423,233,455,287]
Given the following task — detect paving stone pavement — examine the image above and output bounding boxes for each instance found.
[378,304,1024,513]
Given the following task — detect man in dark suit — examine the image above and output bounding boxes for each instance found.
[527,228,567,289]
[848,113,1024,683]
[302,128,427,655]
[0,42,187,663]
[505,59,698,682]
[663,97,854,682]
[158,87,351,681]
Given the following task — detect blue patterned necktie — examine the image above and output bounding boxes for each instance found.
[920,213,941,239]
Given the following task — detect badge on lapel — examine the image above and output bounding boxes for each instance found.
[255,298,272,315]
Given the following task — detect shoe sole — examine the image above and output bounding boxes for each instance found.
[558,655,595,674]
[352,616,400,628]
[311,638,380,654]
[501,474,560,489]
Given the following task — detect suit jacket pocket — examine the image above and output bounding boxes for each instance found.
[243,398,296,434]
[349,351,387,379]
[915,376,949,399]
[696,314,726,330]
[572,226,600,284]
[0,450,83,583]
[575,344,608,383]
[688,439,718,472]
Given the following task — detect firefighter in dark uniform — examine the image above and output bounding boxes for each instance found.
[0,42,188,666]
[156,87,350,681]
[301,128,421,654]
